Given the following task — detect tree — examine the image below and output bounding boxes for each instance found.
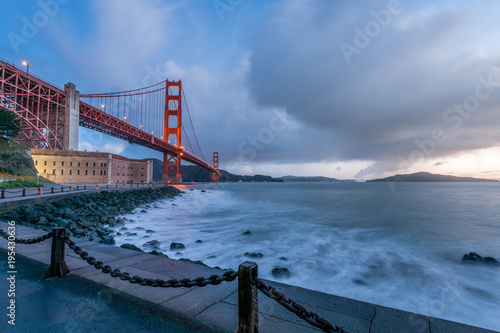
[0,107,21,138]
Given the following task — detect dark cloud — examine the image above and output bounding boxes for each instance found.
[245,0,500,175]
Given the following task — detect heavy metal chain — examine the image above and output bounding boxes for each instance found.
[61,234,238,287]
[0,229,52,244]
[254,277,349,333]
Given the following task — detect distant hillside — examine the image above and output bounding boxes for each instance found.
[280,175,339,182]
[367,172,498,183]
[145,158,284,183]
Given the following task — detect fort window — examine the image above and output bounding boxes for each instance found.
[53,161,55,166]
[69,170,72,175]
[93,162,96,167]
[77,170,80,176]
[44,161,47,166]
[62,161,64,166]
[85,170,88,176]
[78,162,80,167]
[61,170,64,175]
[86,162,88,167]
[93,170,95,176]
[43,169,46,173]
[70,162,72,167]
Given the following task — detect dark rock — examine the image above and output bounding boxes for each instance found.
[133,227,145,230]
[353,279,368,286]
[195,239,203,243]
[120,243,142,252]
[125,232,137,236]
[242,231,251,235]
[143,240,161,250]
[54,218,70,228]
[175,252,183,256]
[179,258,208,267]
[279,257,288,261]
[462,252,499,264]
[148,250,168,257]
[272,267,291,279]
[119,227,128,231]
[146,230,155,234]
[244,252,264,259]
[102,237,115,245]
[170,242,185,250]
[207,255,217,259]
[201,190,206,193]
[140,210,147,213]
[37,216,49,225]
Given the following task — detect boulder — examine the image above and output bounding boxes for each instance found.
[170,242,185,250]
[244,252,264,259]
[462,252,499,264]
[143,240,161,250]
[195,239,203,243]
[102,237,115,245]
[272,267,291,279]
[242,231,251,236]
[120,243,142,252]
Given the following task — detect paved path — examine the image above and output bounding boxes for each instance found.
[0,221,498,333]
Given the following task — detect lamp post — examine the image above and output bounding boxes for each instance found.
[22,61,29,75]
[36,172,41,186]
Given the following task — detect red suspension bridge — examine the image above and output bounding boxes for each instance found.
[0,58,219,183]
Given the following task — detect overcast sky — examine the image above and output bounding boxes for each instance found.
[1,0,500,180]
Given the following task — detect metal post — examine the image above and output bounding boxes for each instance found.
[106,185,108,189]
[76,186,79,191]
[37,187,42,195]
[95,185,99,190]
[238,261,259,333]
[45,227,70,278]
[61,187,64,192]
[1,189,4,199]
[51,187,54,193]
[84,185,86,190]
[22,188,26,197]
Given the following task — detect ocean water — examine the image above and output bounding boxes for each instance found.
[111,182,500,331]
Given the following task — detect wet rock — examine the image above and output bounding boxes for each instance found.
[175,252,183,256]
[37,216,49,226]
[125,232,137,236]
[279,257,288,261]
[272,267,291,279]
[462,252,499,264]
[143,240,161,250]
[244,252,264,259]
[195,239,203,243]
[140,210,147,213]
[119,227,128,231]
[207,255,217,259]
[170,242,185,250]
[54,218,70,228]
[242,231,251,236]
[201,190,206,193]
[179,258,208,267]
[148,250,168,257]
[102,237,115,245]
[120,243,142,252]
[146,230,155,234]
[353,279,368,286]
[133,227,145,230]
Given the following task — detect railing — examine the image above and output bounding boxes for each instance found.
[0,227,348,333]
[0,183,160,200]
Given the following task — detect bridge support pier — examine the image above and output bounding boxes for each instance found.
[64,83,80,151]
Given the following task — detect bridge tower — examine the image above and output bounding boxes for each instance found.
[212,152,220,182]
[162,80,183,183]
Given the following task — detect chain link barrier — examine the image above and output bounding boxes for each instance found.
[0,229,52,244]
[61,234,238,287]
[0,226,347,332]
[255,277,349,333]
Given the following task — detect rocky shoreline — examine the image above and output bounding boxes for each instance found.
[0,186,181,244]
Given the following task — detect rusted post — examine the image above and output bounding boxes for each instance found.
[61,187,64,192]
[76,186,79,191]
[45,227,70,278]
[84,185,86,190]
[106,185,109,189]
[22,188,26,197]
[51,187,54,193]
[69,186,73,191]
[95,184,99,190]
[1,189,4,199]
[238,261,259,333]
[37,187,42,195]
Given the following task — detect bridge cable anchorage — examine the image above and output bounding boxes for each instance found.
[181,86,207,162]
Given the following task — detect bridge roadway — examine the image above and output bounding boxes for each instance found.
[0,219,498,332]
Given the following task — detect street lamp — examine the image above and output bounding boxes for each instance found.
[22,61,29,75]
[36,172,41,186]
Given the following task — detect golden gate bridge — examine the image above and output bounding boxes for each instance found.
[0,58,219,183]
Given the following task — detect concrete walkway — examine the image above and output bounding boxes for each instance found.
[0,221,498,333]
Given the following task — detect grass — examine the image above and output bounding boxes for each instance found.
[0,179,44,189]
